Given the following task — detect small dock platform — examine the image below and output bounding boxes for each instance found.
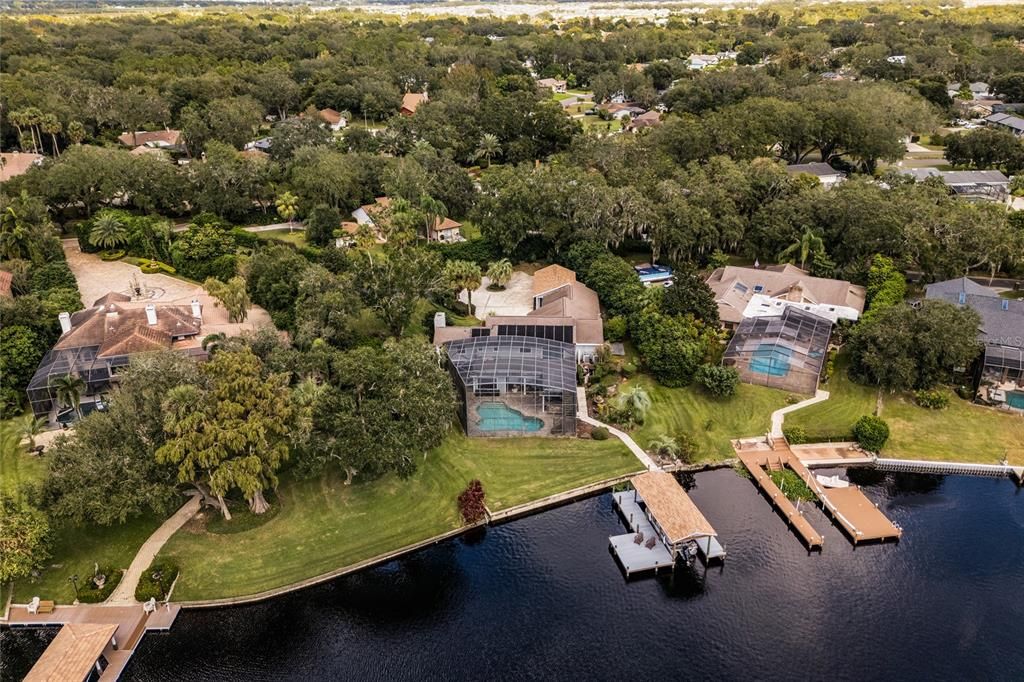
[737,450,824,549]
[610,492,674,576]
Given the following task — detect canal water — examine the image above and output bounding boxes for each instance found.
[3,468,1022,681]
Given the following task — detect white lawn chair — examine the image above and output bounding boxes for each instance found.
[27,596,40,614]
[143,597,157,613]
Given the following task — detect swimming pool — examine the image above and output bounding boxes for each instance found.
[476,402,544,433]
[634,265,674,284]
[1007,391,1024,409]
[749,344,793,377]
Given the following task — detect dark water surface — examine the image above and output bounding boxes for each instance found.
[3,469,1023,681]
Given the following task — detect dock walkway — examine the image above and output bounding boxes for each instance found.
[737,450,824,549]
[4,602,180,681]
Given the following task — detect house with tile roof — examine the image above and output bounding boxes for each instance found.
[400,92,428,116]
[116,129,184,150]
[434,264,604,361]
[26,294,207,422]
[705,264,866,328]
[0,151,44,182]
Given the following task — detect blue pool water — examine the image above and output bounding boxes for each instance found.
[476,402,543,432]
[1007,391,1024,409]
[749,343,793,376]
[634,265,673,283]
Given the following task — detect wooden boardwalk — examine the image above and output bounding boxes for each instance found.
[737,450,824,549]
[738,441,902,547]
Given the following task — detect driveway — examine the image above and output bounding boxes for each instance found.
[460,271,535,318]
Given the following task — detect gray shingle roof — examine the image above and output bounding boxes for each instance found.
[925,280,1024,350]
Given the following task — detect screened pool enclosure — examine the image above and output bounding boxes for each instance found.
[445,335,578,437]
[722,307,833,395]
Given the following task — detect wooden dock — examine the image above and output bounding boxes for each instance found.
[738,441,902,547]
[737,450,824,549]
[4,602,181,681]
[610,491,674,576]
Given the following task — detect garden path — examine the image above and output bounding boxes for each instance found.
[105,496,201,605]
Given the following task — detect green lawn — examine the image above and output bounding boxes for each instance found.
[785,353,1024,465]
[580,115,622,134]
[12,513,165,604]
[254,228,308,246]
[158,433,639,601]
[1000,290,1024,300]
[0,424,48,500]
[623,376,794,461]
[785,355,877,438]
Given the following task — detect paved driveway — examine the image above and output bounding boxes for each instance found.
[460,271,535,318]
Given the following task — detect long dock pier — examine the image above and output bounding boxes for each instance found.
[737,451,824,549]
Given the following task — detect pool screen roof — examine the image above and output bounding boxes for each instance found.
[445,335,577,392]
[723,306,833,376]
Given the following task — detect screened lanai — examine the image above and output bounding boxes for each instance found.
[722,306,833,395]
[445,335,578,437]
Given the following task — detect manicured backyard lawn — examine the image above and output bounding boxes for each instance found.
[158,433,638,601]
[784,353,1024,465]
[0,423,48,499]
[785,355,877,438]
[623,376,794,461]
[12,513,165,603]
[253,228,307,246]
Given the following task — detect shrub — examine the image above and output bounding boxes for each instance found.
[913,389,949,410]
[674,432,699,463]
[76,567,122,603]
[783,425,809,445]
[134,561,180,602]
[591,426,610,440]
[695,364,740,398]
[0,388,24,418]
[853,415,890,452]
[457,480,487,524]
[648,433,679,458]
[30,262,78,295]
[604,316,628,342]
[136,258,177,275]
[99,250,126,261]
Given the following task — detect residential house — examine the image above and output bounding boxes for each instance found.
[901,168,1010,202]
[626,111,662,132]
[129,145,169,158]
[0,151,44,182]
[239,148,270,161]
[318,108,348,131]
[886,55,908,65]
[244,137,273,152]
[925,277,1024,408]
[536,78,568,94]
[116,129,184,151]
[601,102,646,120]
[400,92,428,116]
[985,112,1024,137]
[705,264,866,328]
[688,51,737,70]
[429,217,463,243]
[434,264,604,362]
[785,162,846,189]
[27,293,207,422]
[820,71,845,81]
[351,196,459,242]
[352,197,391,226]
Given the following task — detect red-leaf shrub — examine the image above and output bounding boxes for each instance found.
[457,480,487,524]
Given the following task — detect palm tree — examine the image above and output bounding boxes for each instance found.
[777,227,826,270]
[89,212,128,249]
[619,386,652,423]
[419,195,447,241]
[14,414,47,451]
[472,133,501,167]
[7,110,27,150]
[276,191,299,232]
[486,258,514,290]
[443,259,482,316]
[40,114,62,157]
[50,373,86,417]
[66,120,86,146]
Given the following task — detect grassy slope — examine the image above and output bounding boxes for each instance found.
[159,434,638,601]
[624,376,793,461]
[0,432,48,499]
[13,514,164,603]
[785,355,877,437]
[786,354,1024,465]
[253,228,308,246]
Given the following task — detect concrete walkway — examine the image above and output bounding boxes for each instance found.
[171,221,301,233]
[576,387,659,471]
[105,496,201,605]
[769,389,830,438]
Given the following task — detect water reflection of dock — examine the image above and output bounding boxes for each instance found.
[609,472,725,577]
[5,602,180,681]
[737,439,902,548]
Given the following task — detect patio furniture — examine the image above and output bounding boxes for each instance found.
[27,597,40,614]
[38,600,55,614]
